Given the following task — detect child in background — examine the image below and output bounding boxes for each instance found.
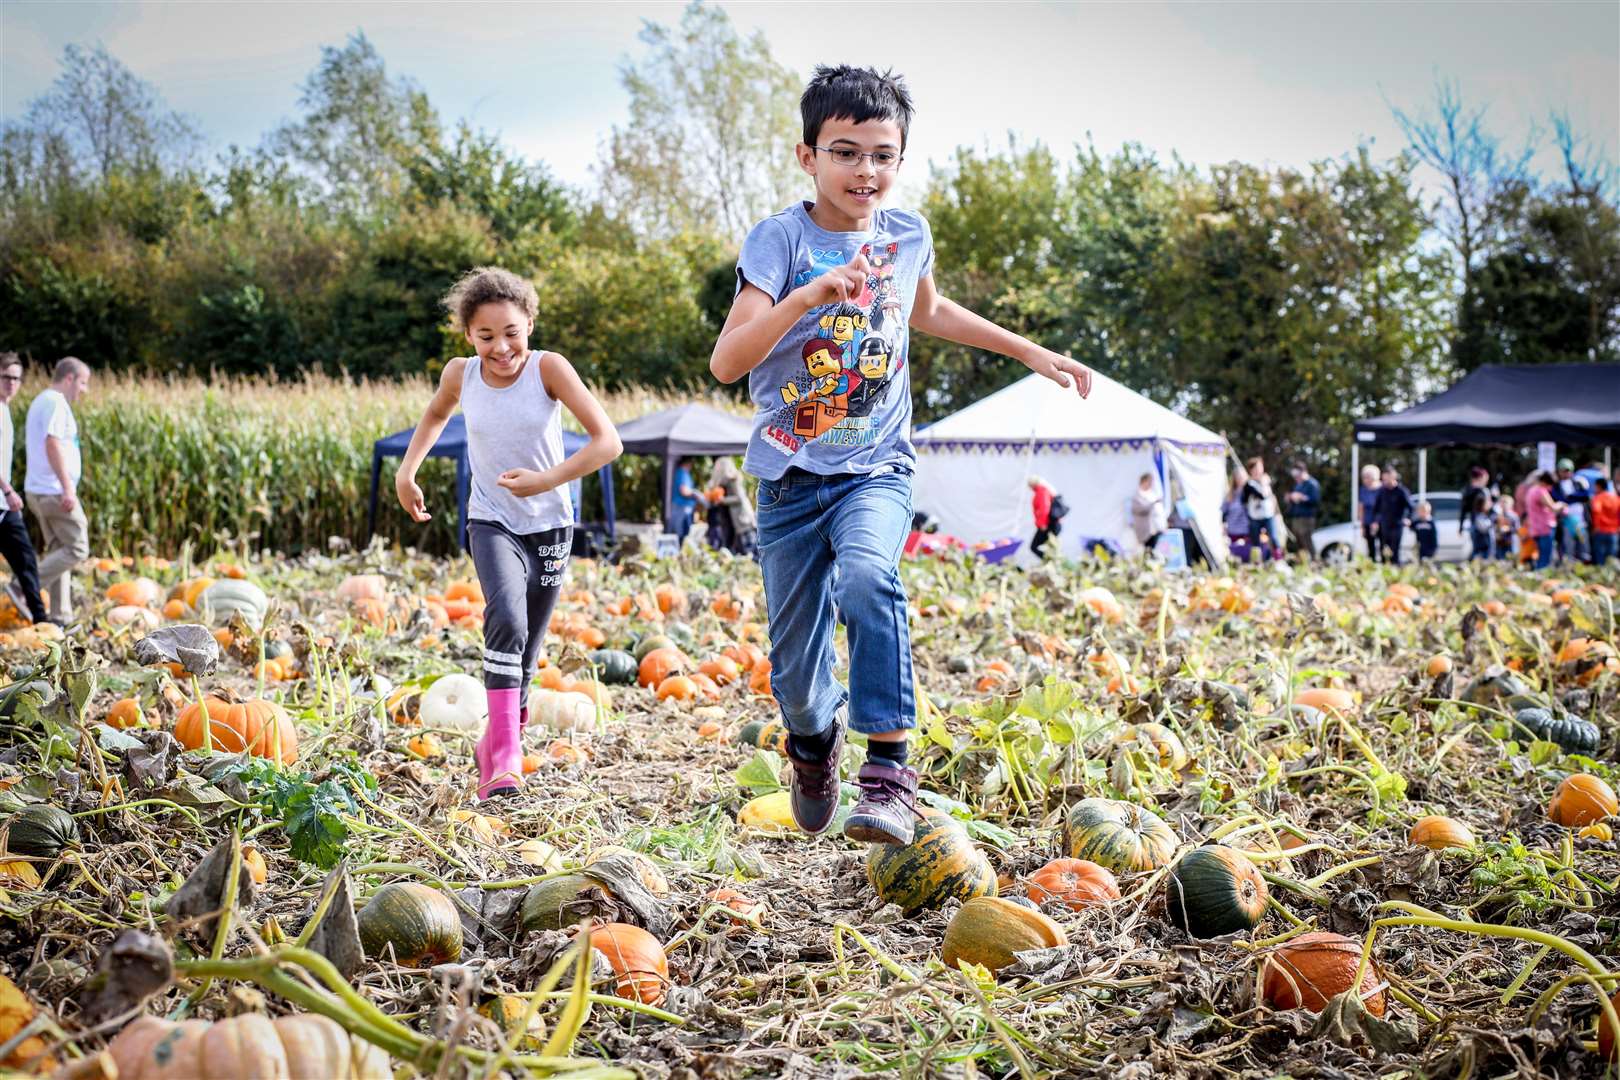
[396,267,622,800]
[710,65,1092,845]
[1369,466,1415,566]
[1590,477,1619,566]
[1412,501,1438,562]
[1495,501,1520,563]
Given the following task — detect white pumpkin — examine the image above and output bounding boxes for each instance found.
[107,604,161,629]
[527,688,596,734]
[419,672,487,731]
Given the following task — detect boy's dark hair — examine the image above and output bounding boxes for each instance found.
[801,65,914,150]
[443,267,539,331]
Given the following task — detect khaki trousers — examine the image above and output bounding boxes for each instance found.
[25,493,89,618]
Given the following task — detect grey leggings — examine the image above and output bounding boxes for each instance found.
[467,521,572,692]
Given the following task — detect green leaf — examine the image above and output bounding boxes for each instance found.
[733,749,784,793]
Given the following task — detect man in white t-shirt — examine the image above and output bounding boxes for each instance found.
[0,354,48,623]
[24,357,91,621]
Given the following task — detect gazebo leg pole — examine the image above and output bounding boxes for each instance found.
[1350,441,1359,551]
[1418,449,1427,505]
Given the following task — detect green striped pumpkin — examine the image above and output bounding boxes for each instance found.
[866,812,997,914]
[633,635,676,662]
[1061,798,1178,874]
[1166,845,1268,938]
[737,719,789,754]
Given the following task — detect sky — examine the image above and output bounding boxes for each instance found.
[2,1,1617,205]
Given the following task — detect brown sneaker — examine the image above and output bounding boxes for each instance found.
[786,722,845,835]
[843,762,920,845]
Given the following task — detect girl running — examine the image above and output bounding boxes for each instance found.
[395,267,621,799]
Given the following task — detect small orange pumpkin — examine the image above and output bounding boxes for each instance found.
[698,656,740,685]
[105,697,144,729]
[586,922,669,1005]
[1408,815,1475,850]
[638,647,687,688]
[445,580,484,603]
[174,697,298,763]
[1294,687,1357,715]
[1025,858,1120,911]
[1260,931,1385,1016]
[656,675,698,702]
[1548,774,1619,828]
[654,584,687,616]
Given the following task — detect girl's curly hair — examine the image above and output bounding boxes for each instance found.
[442,266,539,330]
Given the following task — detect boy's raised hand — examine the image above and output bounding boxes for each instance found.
[1030,346,1093,399]
[795,251,870,310]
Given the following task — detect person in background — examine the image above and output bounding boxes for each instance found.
[1525,471,1565,570]
[24,357,91,623]
[1412,501,1439,562]
[1283,459,1320,562]
[1221,471,1251,562]
[0,354,49,624]
[1241,456,1283,563]
[1130,472,1167,556]
[1552,459,1590,564]
[1590,476,1618,566]
[708,456,757,557]
[1495,493,1521,564]
[1369,465,1414,566]
[1027,475,1063,558]
[1576,459,1607,557]
[1356,463,1382,561]
[1461,465,1494,560]
[668,457,704,546]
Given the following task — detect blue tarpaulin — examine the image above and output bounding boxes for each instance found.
[367,415,616,550]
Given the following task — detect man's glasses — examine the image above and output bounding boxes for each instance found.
[814,146,902,171]
[0,376,20,383]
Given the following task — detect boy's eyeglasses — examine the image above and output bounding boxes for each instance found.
[814,146,902,171]
[0,376,20,383]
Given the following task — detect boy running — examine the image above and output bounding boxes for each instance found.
[710,66,1090,844]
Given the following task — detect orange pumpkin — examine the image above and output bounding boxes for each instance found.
[174,697,298,763]
[1548,774,1619,828]
[544,739,590,766]
[1482,599,1508,617]
[105,697,144,729]
[1261,931,1386,1016]
[748,661,772,697]
[106,577,162,608]
[703,886,766,923]
[656,675,698,702]
[722,642,765,672]
[407,733,445,759]
[352,597,389,628]
[1408,815,1475,850]
[699,656,741,685]
[445,580,484,603]
[586,922,669,1005]
[1294,687,1357,715]
[538,666,569,691]
[638,647,687,688]
[1025,858,1121,911]
[1425,655,1453,677]
[162,598,187,620]
[1599,990,1618,1061]
[654,584,687,616]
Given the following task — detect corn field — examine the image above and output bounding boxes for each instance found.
[9,371,749,557]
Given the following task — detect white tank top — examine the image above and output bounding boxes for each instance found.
[461,352,573,534]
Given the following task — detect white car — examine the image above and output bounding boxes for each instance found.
[1311,491,1467,564]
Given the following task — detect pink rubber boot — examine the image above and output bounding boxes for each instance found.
[476,688,524,800]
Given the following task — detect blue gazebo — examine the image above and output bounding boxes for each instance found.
[367,415,617,550]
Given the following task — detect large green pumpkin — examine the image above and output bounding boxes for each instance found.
[1061,798,1178,874]
[357,882,463,966]
[4,804,79,859]
[866,813,996,915]
[199,579,270,629]
[1165,845,1268,938]
[590,650,639,686]
[518,874,613,933]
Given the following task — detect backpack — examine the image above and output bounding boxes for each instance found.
[1047,493,1070,523]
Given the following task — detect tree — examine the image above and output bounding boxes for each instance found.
[597,2,802,239]
[405,122,577,243]
[266,33,438,219]
[1,43,200,189]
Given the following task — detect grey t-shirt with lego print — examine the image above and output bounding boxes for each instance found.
[735,201,934,481]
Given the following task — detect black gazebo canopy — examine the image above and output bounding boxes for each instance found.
[1354,363,1620,448]
[614,404,753,525]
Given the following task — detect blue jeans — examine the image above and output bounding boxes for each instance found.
[668,504,695,544]
[1594,531,1617,566]
[1469,528,1493,560]
[1247,516,1283,562]
[1534,534,1554,569]
[756,468,915,738]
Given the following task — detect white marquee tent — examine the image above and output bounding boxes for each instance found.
[912,371,1231,564]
